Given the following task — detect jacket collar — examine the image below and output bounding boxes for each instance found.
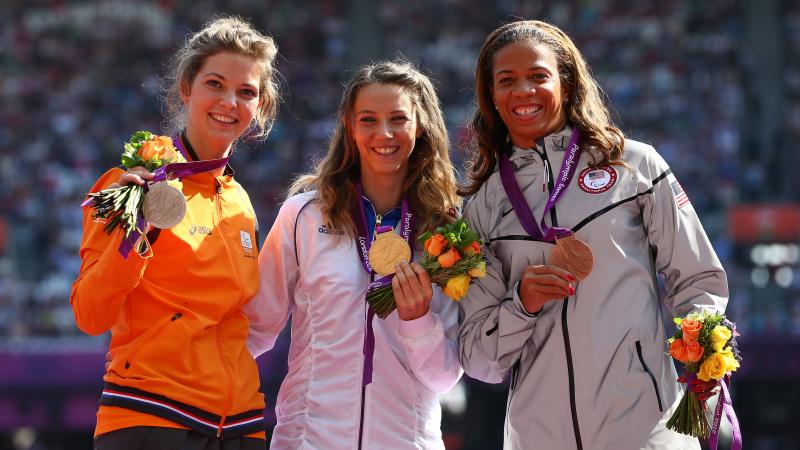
[508,125,574,164]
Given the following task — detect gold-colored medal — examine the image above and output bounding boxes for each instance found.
[368,232,411,276]
[549,234,594,281]
[142,181,187,229]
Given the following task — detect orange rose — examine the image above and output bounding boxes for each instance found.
[462,241,481,257]
[437,248,461,269]
[669,339,688,364]
[685,341,704,363]
[681,318,702,343]
[139,136,178,162]
[139,140,160,160]
[424,234,447,257]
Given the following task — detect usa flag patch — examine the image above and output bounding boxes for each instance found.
[669,177,690,208]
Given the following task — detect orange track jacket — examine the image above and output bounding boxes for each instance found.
[71,164,264,439]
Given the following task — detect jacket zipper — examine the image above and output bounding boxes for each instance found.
[539,146,583,450]
[212,179,235,437]
[636,341,664,412]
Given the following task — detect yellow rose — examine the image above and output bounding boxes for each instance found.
[443,274,471,301]
[719,346,740,374]
[468,261,486,278]
[710,325,732,352]
[697,352,727,381]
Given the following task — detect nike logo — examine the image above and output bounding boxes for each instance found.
[501,207,514,217]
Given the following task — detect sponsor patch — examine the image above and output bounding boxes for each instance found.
[318,224,345,236]
[189,224,213,236]
[577,166,617,194]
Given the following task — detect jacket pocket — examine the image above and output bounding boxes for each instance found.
[117,312,184,372]
[635,340,663,412]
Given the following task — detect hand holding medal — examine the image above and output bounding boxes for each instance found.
[82,131,188,257]
[499,129,595,283]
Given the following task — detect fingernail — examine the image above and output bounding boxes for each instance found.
[567,274,576,281]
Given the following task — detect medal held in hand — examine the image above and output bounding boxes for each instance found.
[142,180,187,229]
[549,234,594,280]
[499,128,594,280]
[368,226,412,276]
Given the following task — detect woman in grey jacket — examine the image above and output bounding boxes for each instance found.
[457,20,728,450]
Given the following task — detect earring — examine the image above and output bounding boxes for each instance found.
[494,104,498,110]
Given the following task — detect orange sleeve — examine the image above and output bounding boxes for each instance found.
[70,168,150,336]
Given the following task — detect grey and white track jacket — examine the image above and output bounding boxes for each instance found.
[458,127,728,450]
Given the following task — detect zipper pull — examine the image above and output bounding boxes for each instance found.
[543,160,550,192]
[375,213,382,228]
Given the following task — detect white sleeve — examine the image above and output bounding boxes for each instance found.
[243,198,302,358]
[397,287,463,394]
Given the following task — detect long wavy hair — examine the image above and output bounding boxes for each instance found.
[460,19,625,196]
[163,16,280,139]
[289,60,459,237]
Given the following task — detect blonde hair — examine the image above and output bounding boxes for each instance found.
[460,19,625,196]
[164,16,280,139]
[289,60,460,237]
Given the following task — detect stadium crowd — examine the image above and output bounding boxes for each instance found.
[0,0,797,447]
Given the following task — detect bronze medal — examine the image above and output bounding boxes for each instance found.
[549,234,594,281]
[142,181,187,229]
[368,232,411,276]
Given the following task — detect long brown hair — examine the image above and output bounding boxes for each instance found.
[460,19,625,197]
[163,16,280,139]
[289,60,459,237]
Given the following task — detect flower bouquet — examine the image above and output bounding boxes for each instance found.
[366,219,487,319]
[666,311,741,440]
[83,131,185,240]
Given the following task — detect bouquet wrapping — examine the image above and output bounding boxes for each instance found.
[366,219,487,319]
[666,311,742,449]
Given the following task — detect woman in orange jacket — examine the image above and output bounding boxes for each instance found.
[70,17,279,450]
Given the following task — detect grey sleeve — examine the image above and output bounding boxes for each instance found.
[640,151,728,317]
[457,193,539,384]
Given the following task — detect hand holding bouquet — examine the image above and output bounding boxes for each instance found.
[366,219,487,319]
[83,131,185,240]
[666,311,742,447]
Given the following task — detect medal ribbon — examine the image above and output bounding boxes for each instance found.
[351,182,415,386]
[709,376,742,450]
[498,129,581,242]
[116,135,230,258]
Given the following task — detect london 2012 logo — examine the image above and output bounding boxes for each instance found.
[577,166,617,194]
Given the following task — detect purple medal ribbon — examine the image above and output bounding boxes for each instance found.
[116,135,230,258]
[351,183,415,385]
[498,129,581,242]
[709,375,742,450]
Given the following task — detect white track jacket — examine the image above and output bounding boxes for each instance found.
[246,191,462,450]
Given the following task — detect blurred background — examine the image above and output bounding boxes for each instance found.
[1,0,799,449]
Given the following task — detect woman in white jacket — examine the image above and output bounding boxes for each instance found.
[245,60,462,449]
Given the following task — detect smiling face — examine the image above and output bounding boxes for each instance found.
[492,40,567,148]
[351,83,422,185]
[181,51,263,159]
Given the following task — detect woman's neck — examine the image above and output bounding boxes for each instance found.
[184,128,231,177]
[360,175,404,215]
